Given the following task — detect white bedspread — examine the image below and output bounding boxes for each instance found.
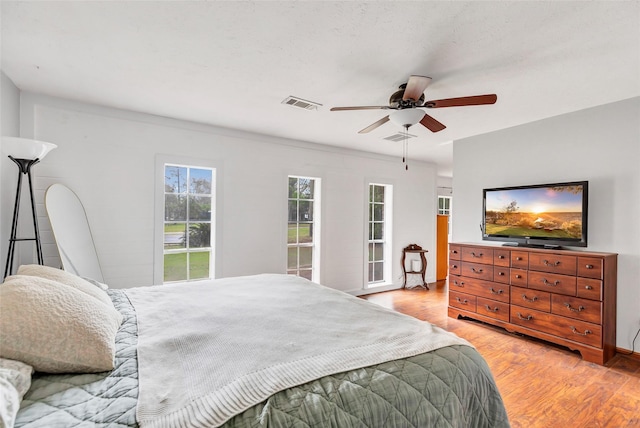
[125,274,471,428]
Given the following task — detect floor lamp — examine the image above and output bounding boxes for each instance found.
[3,137,57,278]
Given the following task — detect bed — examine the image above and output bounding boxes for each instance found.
[1,269,509,428]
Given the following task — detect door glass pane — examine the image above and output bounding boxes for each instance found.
[165,195,187,221]
[299,178,313,199]
[374,262,383,281]
[299,247,312,269]
[288,177,298,198]
[368,263,374,282]
[288,200,298,222]
[189,169,212,194]
[189,196,211,221]
[287,247,298,269]
[368,243,374,261]
[298,200,313,221]
[373,203,383,221]
[373,223,383,240]
[165,166,187,193]
[374,185,384,203]
[287,224,297,244]
[189,251,210,279]
[164,253,187,282]
[164,223,186,250]
[298,223,312,243]
[188,223,210,248]
[374,243,383,261]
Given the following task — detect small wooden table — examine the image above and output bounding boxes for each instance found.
[401,244,428,289]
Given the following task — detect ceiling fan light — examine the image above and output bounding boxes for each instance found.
[389,109,425,128]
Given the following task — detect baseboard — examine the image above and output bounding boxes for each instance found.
[616,347,640,362]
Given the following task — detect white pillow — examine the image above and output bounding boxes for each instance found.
[17,264,113,308]
[0,358,33,428]
[0,275,123,374]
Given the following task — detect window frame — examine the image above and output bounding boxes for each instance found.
[365,182,393,288]
[287,175,321,283]
[154,154,221,284]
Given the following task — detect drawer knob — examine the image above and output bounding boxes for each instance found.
[517,312,533,321]
[522,294,538,303]
[585,285,593,290]
[471,267,483,273]
[456,297,469,304]
[498,271,505,276]
[515,274,522,279]
[543,259,561,267]
[570,326,592,336]
[585,264,594,269]
[542,278,560,286]
[498,255,505,259]
[451,250,458,254]
[454,280,465,287]
[565,303,585,313]
[471,252,483,257]
[451,265,458,269]
[516,257,522,261]
[485,305,499,313]
[490,288,504,295]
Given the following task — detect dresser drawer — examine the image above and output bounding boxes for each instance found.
[461,247,494,264]
[578,257,603,279]
[449,260,461,275]
[449,245,461,260]
[510,269,528,287]
[511,251,529,269]
[461,261,494,282]
[529,253,577,276]
[449,276,510,303]
[449,291,476,312]
[551,295,602,324]
[511,286,551,312]
[477,297,510,322]
[511,305,602,348]
[577,278,603,301]
[494,266,510,284]
[493,249,511,267]
[528,271,577,296]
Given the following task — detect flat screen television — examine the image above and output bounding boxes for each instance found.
[482,181,588,248]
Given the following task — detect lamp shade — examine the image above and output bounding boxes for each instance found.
[389,109,425,128]
[2,137,57,160]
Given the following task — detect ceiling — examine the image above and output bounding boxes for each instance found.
[2,1,639,177]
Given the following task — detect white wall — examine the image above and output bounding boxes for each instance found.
[452,97,640,351]
[1,72,21,275]
[6,92,438,293]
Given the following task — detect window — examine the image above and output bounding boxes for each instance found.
[163,164,215,283]
[367,183,392,286]
[287,176,320,281]
[438,196,452,215]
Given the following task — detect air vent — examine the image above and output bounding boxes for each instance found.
[281,96,322,110]
[383,132,417,142]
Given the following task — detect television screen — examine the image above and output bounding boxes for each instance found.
[482,181,588,248]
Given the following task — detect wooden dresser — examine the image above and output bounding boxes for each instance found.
[448,242,617,365]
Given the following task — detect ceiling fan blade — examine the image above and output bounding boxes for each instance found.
[403,75,432,102]
[358,116,390,134]
[425,94,497,108]
[420,113,446,133]
[330,106,390,111]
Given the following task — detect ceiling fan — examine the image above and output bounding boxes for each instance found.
[330,75,497,134]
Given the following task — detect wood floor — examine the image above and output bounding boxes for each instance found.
[361,281,640,428]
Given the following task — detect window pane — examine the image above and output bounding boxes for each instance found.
[298,200,313,221]
[368,263,374,282]
[165,194,187,221]
[369,223,373,241]
[368,243,374,261]
[287,247,298,269]
[298,223,312,243]
[165,166,187,193]
[288,200,298,222]
[288,177,298,199]
[189,168,212,194]
[189,251,210,279]
[374,243,384,261]
[299,269,312,280]
[299,247,312,269]
[189,196,211,221]
[373,223,383,240]
[373,203,383,221]
[374,262,383,281]
[164,253,187,282]
[287,224,298,244]
[374,185,384,203]
[164,223,186,250]
[299,178,313,199]
[188,223,210,248]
